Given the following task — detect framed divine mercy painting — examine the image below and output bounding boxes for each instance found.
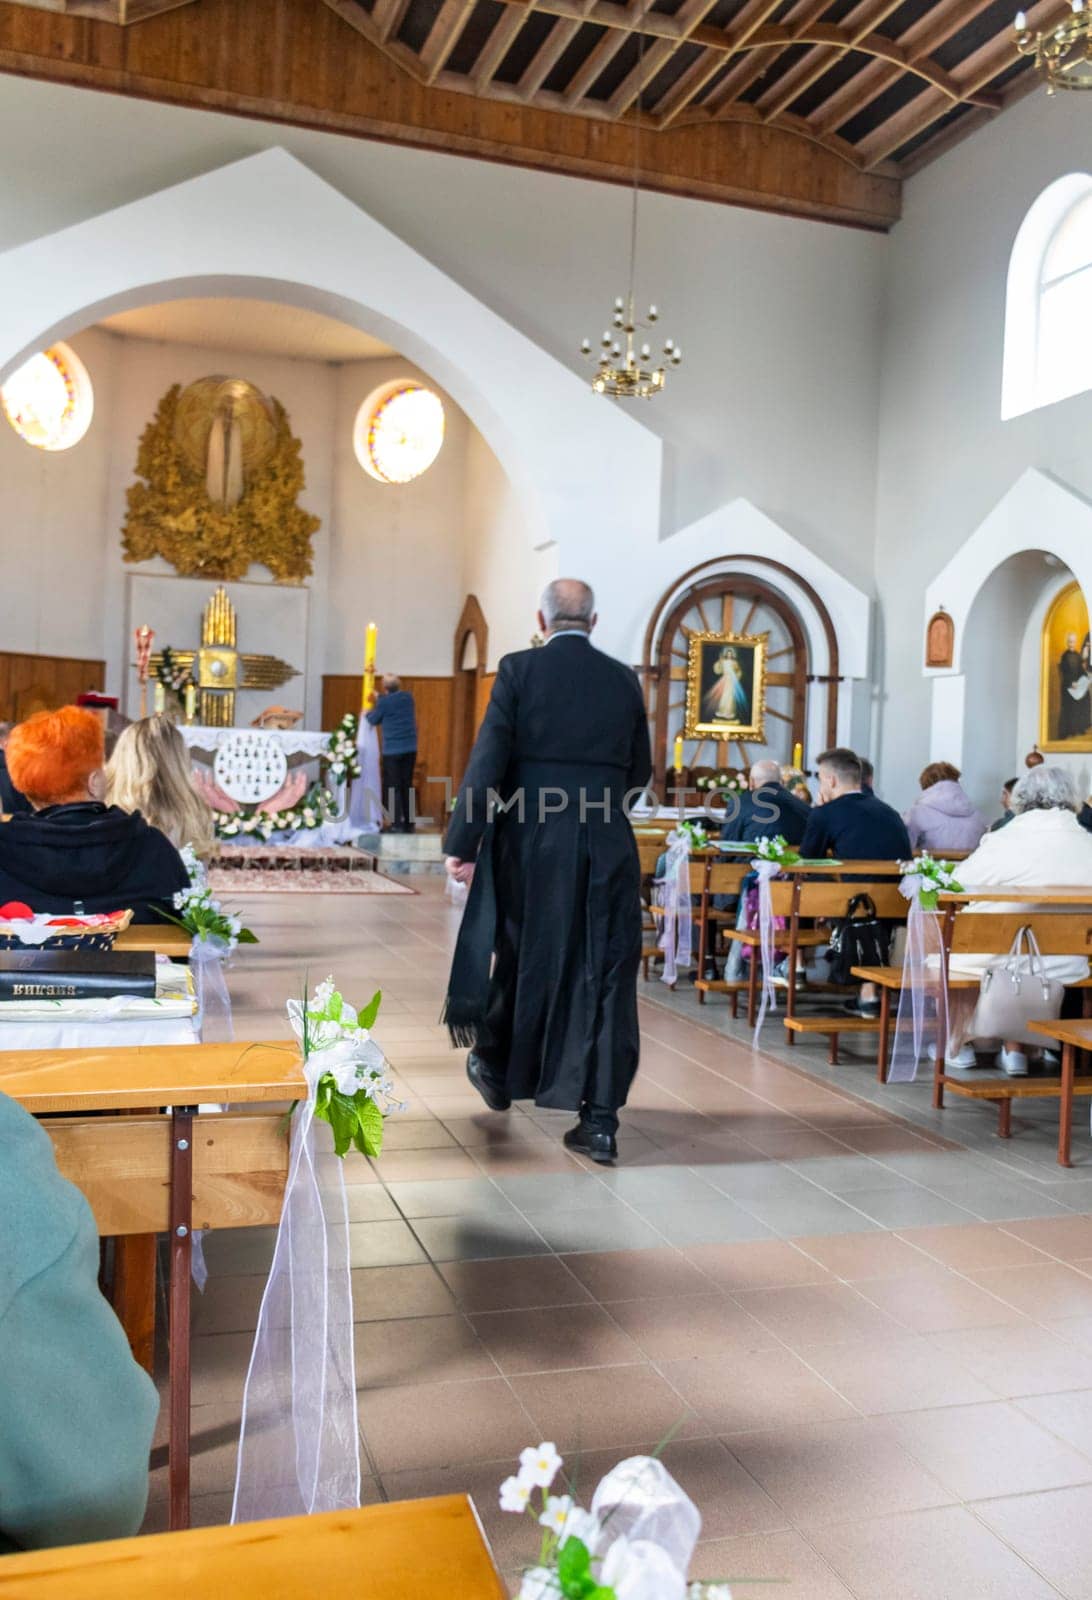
[684,630,768,742]
[1040,580,1092,753]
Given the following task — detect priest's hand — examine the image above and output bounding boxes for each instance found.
[445,856,475,886]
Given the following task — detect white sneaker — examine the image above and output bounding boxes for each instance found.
[926,1042,977,1069]
[998,1047,1029,1077]
[1037,1048,1060,1069]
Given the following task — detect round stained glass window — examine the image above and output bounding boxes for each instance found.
[355,383,445,484]
[1,342,93,451]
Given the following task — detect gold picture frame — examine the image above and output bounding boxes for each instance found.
[684,630,768,742]
[1039,579,1092,752]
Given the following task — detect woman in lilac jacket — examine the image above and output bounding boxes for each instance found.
[905,762,988,853]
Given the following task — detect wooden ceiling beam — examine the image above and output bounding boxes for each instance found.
[701,0,832,117]
[653,0,784,128]
[372,0,411,43]
[420,0,478,83]
[858,0,1053,167]
[809,0,1003,138]
[519,14,581,97]
[323,0,430,80]
[754,0,902,122]
[562,0,652,106]
[606,0,721,119]
[472,1,531,88]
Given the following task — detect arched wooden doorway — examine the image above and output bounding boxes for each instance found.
[450,595,488,787]
[642,561,840,792]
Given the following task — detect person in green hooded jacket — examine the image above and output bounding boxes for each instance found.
[0,1091,159,1554]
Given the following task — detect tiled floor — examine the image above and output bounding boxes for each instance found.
[147,878,1092,1597]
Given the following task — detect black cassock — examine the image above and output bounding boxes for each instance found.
[443,633,652,1125]
[1059,645,1091,740]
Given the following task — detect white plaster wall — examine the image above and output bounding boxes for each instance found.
[461,430,553,667]
[876,86,1092,804]
[329,357,470,679]
[0,76,882,599]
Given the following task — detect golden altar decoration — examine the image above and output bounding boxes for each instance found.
[151,586,298,727]
[122,378,319,582]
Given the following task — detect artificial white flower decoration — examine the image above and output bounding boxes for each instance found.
[519,1441,563,1489]
[500,1474,534,1513]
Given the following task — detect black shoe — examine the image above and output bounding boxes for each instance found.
[466,1052,511,1111]
[563,1124,618,1164]
[842,997,881,1019]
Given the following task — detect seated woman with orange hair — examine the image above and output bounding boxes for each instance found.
[0,706,188,923]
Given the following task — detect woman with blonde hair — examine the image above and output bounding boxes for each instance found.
[106,715,216,859]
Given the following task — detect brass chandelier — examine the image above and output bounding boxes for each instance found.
[1015,0,1092,92]
[580,46,681,400]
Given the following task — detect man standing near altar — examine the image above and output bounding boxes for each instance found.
[366,674,418,833]
[443,579,652,1164]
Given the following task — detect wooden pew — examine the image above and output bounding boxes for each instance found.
[1029,1017,1092,1168]
[925,911,1092,1164]
[780,879,909,1060]
[692,857,754,1012]
[116,924,193,959]
[1,1042,303,1532]
[0,1496,507,1599]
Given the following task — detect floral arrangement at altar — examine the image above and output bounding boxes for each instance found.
[693,772,745,798]
[155,645,193,712]
[211,718,362,840]
[289,977,404,1157]
[501,1445,733,1600]
[898,850,964,912]
[324,711,362,784]
[165,845,258,952]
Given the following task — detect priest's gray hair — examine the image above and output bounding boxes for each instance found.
[541,578,595,632]
[749,758,781,788]
[1012,765,1080,814]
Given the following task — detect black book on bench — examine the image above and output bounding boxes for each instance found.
[0,950,157,1000]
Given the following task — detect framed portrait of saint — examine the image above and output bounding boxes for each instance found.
[684,630,768,742]
[1040,580,1092,752]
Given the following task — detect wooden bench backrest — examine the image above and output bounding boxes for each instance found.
[948,912,1092,958]
[636,840,664,875]
[768,880,909,919]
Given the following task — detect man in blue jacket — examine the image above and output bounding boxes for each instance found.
[366,674,419,834]
[720,758,810,848]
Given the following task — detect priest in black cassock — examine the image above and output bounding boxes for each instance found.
[443,579,652,1164]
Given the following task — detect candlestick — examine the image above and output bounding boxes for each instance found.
[362,621,378,710]
[153,681,166,715]
[792,741,803,771]
[134,625,154,719]
[673,733,684,774]
[184,682,197,724]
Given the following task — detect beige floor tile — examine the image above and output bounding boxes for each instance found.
[350,1263,457,1320]
[966,1260,1092,1320]
[1015,1388,1092,1456]
[660,1346,857,1432]
[561,1246,714,1301]
[856,1265,1029,1334]
[370,1146,483,1183]
[1002,1214,1092,1260]
[360,1377,534,1473]
[683,1239,830,1292]
[927,1321,1092,1398]
[688,1528,855,1597]
[355,1313,496,1388]
[811,1505,1060,1599]
[191,1273,267,1336]
[734,1282,906,1349]
[606,1294,776,1361]
[728,1418,953,1530]
[794,1232,936,1281]
[511,1363,706,1451]
[976,1485,1092,1600]
[889,1400,1092,1500]
[802,1335,998,1416]
[439,1255,592,1312]
[469,1303,643,1374]
[1046,1313,1092,1354]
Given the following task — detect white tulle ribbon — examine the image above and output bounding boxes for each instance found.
[590,1457,701,1600]
[348,716,383,832]
[887,879,949,1084]
[231,1041,360,1523]
[750,859,782,1046]
[655,833,692,986]
[190,934,234,1042]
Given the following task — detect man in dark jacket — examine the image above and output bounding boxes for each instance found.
[443,579,652,1164]
[801,747,911,862]
[0,706,188,923]
[366,674,419,834]
[0,722,29,815]
[720,757,810,848]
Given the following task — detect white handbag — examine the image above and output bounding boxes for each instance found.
[970,925,1064,1045]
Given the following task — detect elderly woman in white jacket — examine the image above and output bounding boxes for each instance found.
[945,766,1092,1075]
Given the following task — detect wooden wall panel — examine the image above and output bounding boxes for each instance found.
[0,651,105,723]
[476,672,496,726]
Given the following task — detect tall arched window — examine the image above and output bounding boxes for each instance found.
[1003,173,1092,419]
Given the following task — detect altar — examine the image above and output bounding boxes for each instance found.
[179,725,358,847]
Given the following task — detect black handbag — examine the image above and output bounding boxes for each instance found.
[826,893,891,985]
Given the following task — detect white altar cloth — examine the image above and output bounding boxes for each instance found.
[179,726,332,759]
[180,726,358,845]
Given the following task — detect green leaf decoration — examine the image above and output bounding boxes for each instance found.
[312,1076,386,1160]
[357,989,382,1030]
[236,928,260,944]
[557,1538,607,1599]
[354,1096,385,1158]
[329,990,343,1023]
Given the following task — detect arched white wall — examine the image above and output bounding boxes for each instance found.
[0,146,662,651]
[925,468,1092,778]
[1001,171,1092,421]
